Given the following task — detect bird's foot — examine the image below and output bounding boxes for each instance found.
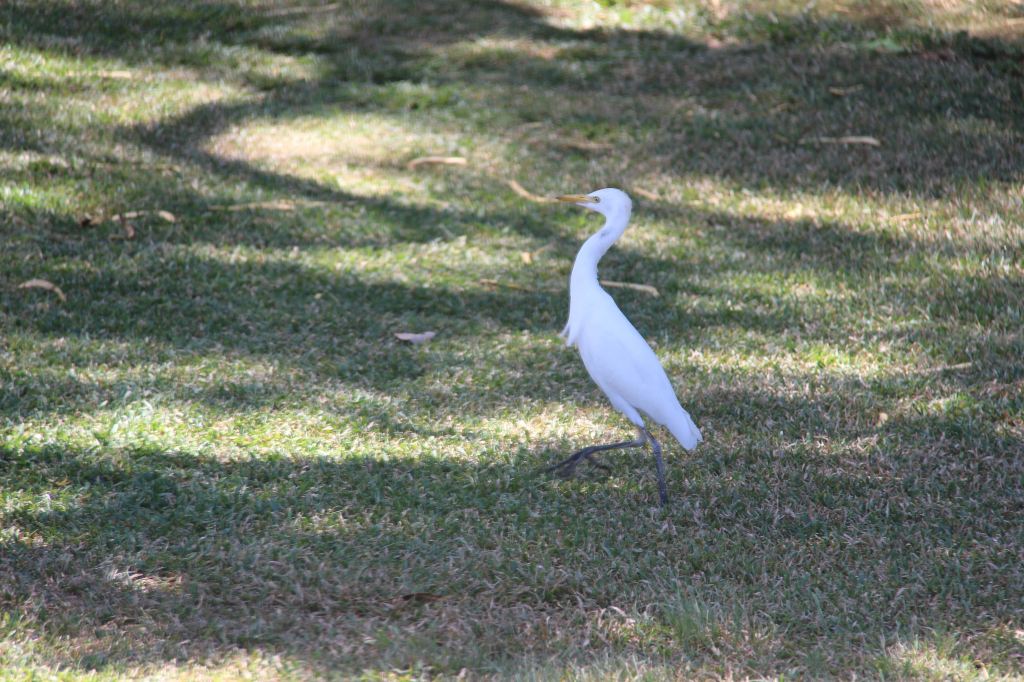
[543,438,646,479]
[544,451,609,478]
[549,461,578,479]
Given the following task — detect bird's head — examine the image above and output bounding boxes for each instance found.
[556,188,632,218]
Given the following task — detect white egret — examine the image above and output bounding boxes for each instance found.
[546,188,702,505]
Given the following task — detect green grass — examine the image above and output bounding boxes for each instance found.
[2,0,1023,678]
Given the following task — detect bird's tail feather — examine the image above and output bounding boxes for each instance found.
[666,408,702,450]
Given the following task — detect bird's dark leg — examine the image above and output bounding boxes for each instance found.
[544,434,647,478]
[645,428,669,505]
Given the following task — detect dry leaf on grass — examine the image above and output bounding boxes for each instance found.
[802,135,881,147]
[556,137,613,152]
[98,70,133,79]
[394,331,436,344]
[507,179,554,203]
[406,156,468,170]
[834,135,881,146]
[115,219,136,240]
[228,200,296,211]
[264,1,345,17]
[631,187,660,201]
[106,213,136,241]
[518,243,554,265]
[18,279,66,302]
[828,85,863,96]
[106,211,136,222]
[910,361,973,376]
[105,210,177,224]
[601,280,660,297]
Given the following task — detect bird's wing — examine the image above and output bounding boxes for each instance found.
[580,313,702,449]
[577,301,677,412]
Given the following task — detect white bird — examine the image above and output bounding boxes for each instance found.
[546,187,702,505]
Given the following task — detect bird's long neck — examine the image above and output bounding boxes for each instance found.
[570,207,631,294]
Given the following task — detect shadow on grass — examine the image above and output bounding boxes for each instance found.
[2,395,1022,674]
[4,0,1024,198]
[3,1,1024,675]
[4,190,1022,426]
[130,8,1024,196]
[4,1,1023,383]
[1,442,532,672]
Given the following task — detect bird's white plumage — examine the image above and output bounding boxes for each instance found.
[561,188,702,450]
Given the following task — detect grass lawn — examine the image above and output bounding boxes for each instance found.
[2,0,1023,678]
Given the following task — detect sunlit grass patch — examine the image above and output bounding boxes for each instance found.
[875,629,1022,681]
[2,0,1023,678]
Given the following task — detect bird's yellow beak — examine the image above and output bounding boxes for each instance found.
[556,194,600,204]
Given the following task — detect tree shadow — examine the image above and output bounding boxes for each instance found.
[5,0,1022,200]
[1,442,536,672]
[3,1,1024,675]
[5,187,1021,426]
[2,378,1021,674]
[126,8,1024,198]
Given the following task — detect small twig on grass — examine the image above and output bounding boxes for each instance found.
[828,85,864,96]
[601,280,660,297]
[394,331,437,344]
[556,137,613,152]
[520,243,555,264]
[111,214,135,240]
[102,210,177,224]
[263,2,346,17]
[406,156,468,170]
[907,361,974,376]
[18,279,66,302]
[801,135,881,147]
[631,187,661,201]
[507,179,554,203]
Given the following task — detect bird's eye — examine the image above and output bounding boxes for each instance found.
[592,196,601,203]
